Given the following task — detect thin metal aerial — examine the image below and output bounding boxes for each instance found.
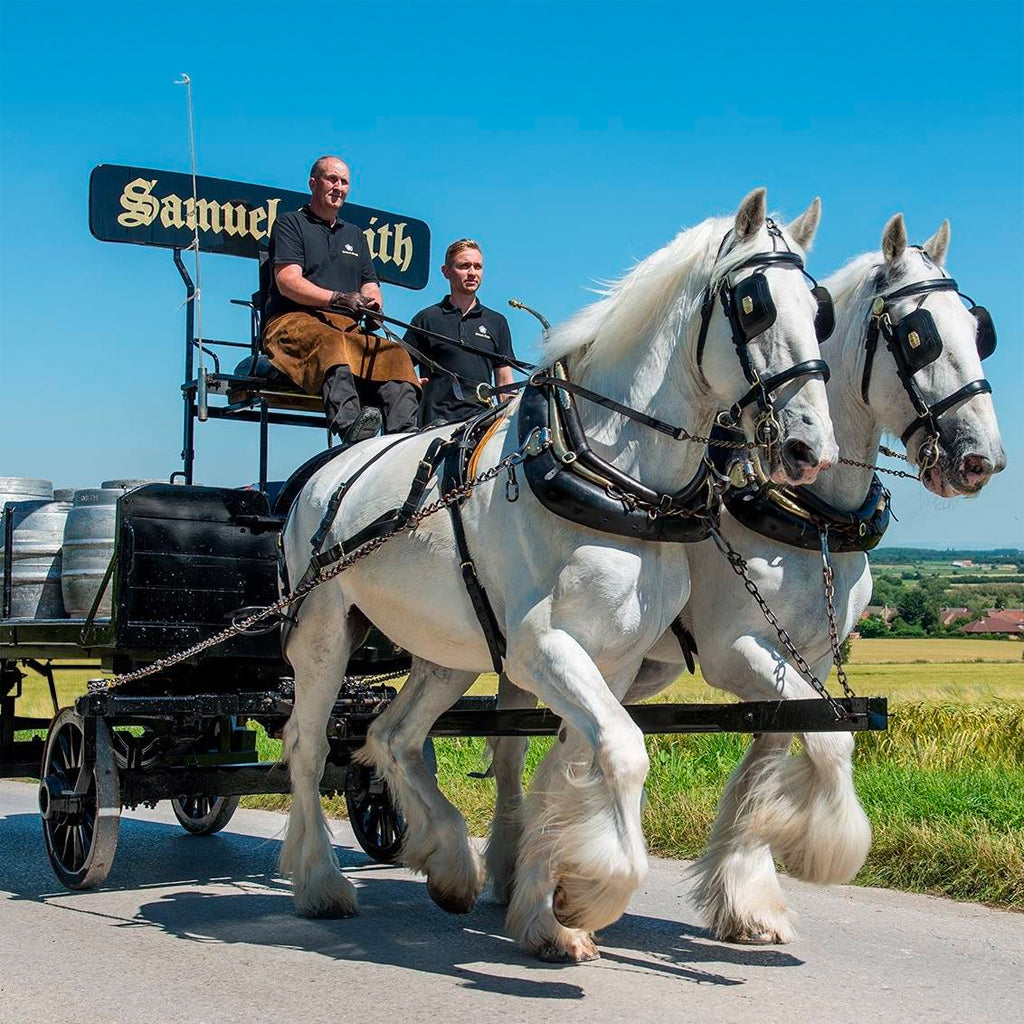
[174,73,207,417]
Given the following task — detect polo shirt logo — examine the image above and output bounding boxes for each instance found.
[344,243,354,252]
[476,325,490,336]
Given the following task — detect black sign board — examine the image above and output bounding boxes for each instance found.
[89,164,430,290]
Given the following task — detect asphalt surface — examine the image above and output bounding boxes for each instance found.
[1,779,1021,1024]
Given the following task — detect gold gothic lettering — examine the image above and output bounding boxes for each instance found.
[115,180,281,245]
[160,193,185,229]
[117,178,160,227]
[116,180,409,269]
[363,216,414,273]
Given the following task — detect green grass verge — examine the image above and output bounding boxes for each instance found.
[233,701,1024,910]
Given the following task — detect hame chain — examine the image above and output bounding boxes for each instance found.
[819,530,856,700]
[709,522,850,719]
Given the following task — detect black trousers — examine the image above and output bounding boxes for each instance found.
[321,364,419,436]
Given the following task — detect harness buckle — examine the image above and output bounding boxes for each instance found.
[521,426,552,458]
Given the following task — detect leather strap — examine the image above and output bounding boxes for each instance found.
[441,438,507,673]
[899,378,992,446]
[726,359,831,423]
[669,618,698,674]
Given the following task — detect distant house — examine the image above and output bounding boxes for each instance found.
[951,560,974,568]
[940,607,971,626]
[861,605,897,624]
[959,609,1024,636]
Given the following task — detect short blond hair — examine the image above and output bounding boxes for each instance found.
[444,238,482,266]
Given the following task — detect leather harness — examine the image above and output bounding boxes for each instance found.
[284,407,510,672]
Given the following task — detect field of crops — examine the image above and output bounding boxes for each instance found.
[12,638,1024,908]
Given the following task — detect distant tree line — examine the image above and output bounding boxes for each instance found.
[868,547,1021,567]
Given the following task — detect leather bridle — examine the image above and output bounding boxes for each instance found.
[695,220,832,443]
[861,269,994,462]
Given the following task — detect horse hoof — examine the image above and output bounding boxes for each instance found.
[427,880,476,915]
[726,928,780,945]
[537,935,600,964]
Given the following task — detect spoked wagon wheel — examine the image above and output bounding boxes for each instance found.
[171,794,240,835]
[345,765,406,864]
[344,739,435,865]
[38,708,120,889]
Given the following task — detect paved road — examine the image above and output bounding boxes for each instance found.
[1,779,1021,1024]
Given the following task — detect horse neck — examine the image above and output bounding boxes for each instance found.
[805,285,884,512]
[568,321,712,494]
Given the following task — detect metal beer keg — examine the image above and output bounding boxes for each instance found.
[0,477,52,505]
[61,488,122,619]
[0,480,69,619]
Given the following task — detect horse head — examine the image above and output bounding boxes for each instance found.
[859,214,1005,496]
[694,188,838,486]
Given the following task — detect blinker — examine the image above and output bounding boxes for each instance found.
[894,308,942,372]
[972,305,997,360]
[812,285,835,341]
[733,272,777,340]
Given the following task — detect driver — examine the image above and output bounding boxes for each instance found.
[262,155,420,443]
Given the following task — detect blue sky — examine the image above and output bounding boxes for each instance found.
[1,0,1021,548]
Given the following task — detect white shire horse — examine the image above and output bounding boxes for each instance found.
[489,213,1006,948]
[278,188,838,962]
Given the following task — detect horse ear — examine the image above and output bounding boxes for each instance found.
[923,219,951,267]
[734,187,767,240]
[787,197,821,252]
[881,213,907,263]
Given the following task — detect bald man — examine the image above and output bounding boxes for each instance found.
[262,155,420,443]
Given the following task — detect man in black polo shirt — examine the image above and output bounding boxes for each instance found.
[263,155,420,442]
[405,239,516,427]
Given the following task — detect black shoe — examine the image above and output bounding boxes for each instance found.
[343,406,382,445]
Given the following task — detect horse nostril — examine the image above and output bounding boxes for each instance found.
[782,439,818,470]
[960,453,994,482]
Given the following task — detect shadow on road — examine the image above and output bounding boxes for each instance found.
[2,809,802,992]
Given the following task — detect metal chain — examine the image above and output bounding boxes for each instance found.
[837,433,941,482]
[819,530,856,699]
[837,455,921,481]
[709,522,848,720]
[88,446,539,693]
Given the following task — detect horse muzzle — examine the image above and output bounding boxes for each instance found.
[922,448,1003,497]
[769,437,833,487]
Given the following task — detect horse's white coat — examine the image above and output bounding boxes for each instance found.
[278,190,837,959]
[488,215,1006,947]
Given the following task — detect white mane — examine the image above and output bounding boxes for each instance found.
[541,213,797,370]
